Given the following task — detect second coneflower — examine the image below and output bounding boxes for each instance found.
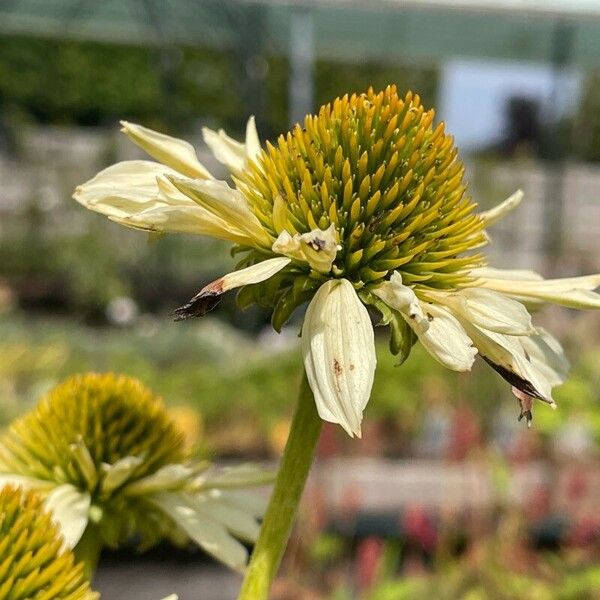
[0,373,271,574]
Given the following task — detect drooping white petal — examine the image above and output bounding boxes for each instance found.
[100,456,143,495]
[414,303,478,371]
[479,189,523,226]
[462,324,558,404]
[193,489,261,542]
[373,273,476,371]
[44,484,91,548]
[167,177,272,247]
[301,279,376,437]
[199,464,274,490]
[520,328,569,387]
[151,492,249,572]
[425,287,534,335]
[217,490,269,519]
[174,257,291,320]
[120,121,212,179]
[272,225,339,273]
[477,273,600,309]
[371,272,423,322]
[73,161,255,244]
[125,464,197,496]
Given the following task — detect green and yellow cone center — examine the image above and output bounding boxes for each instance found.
[240,85,486,289]
[0,373,188,549]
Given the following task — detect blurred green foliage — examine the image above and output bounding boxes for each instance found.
[0,313,448,448]
[0,210,238,321]
[0,313,598,458]
[0,312,497,453]
[0,35,237,128]
[364,554,600,600]
[0,34,437,135]
[535,346,600,444]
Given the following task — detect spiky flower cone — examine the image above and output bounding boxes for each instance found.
[0,485,98,600]
[0,373,186,550]
[0,374,270,573]
[240,88,486,291]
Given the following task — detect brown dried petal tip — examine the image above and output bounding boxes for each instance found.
[173,294,222,321]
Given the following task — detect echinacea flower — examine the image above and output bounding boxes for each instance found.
[0,484,98,600]
[0,374,271,572]
[74,86,600,437]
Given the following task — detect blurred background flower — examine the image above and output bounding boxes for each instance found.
[0,373,271,574]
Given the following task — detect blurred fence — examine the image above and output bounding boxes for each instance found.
[309,458,600,516]
[467,160,600,273]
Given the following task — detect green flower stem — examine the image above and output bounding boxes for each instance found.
[73,524,102,580]
[237,373,322,600]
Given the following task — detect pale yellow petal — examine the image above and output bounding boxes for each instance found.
[167,176,272,247]
[44,484,91,548]
[200,464,274,489]
[245,116,261,162]
[272,225,339,273]
[373,273,476,371]
[272,195,291,234]
[73,160,188,219]
[74,161,254,244]
[151,492,249,573]
[479,189,523,226]
[478,273,600,309]
[192,490,260,542]
[125,464,196,496]
[121,121,212,179]
[521,328,569,387]
[415,303,477,371]
[100,456,143,495]
[202,126,246,174]
[174,258,291,321]
[425,287,534,335]
[472,266,544,281]
[302,279,376,437]
[462,324,556,403]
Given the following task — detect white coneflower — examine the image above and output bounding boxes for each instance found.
[0,373,270,573]
[74,86,599,436]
